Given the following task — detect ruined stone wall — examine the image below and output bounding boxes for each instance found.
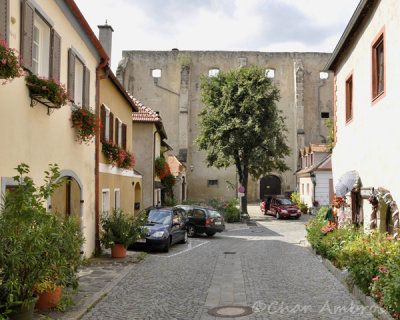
[117,51,333,202]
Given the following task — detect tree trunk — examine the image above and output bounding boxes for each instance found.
[239,165,249,215]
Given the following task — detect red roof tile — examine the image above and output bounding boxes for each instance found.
[129,94,161,123]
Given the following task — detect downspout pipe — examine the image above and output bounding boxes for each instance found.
[95,57,109,255]
[153,130,157,206]
[318,80,327,142]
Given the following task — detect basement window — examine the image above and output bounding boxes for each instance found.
[265,68,275,78]
[207,180,218,188]
[321,112,330,119]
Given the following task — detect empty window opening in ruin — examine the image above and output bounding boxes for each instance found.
[265,69,275,78]
[319,72,329,80]
[209,69,219,77]
[152,69,162,78]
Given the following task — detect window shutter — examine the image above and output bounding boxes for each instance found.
[115,118,119,146]
[68,48,75,102]
[100,104,106,142]
[50,29,61,81]
[21,0,34,72]
[109,112,114,143]
[0,0,9,43]
[83,66,90,107]
[122,123,127,150]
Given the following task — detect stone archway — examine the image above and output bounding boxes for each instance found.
[48,170,83,221]
[260,175,282,199]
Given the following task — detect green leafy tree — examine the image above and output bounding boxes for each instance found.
[324,118,334,150]
[196,65,290,214]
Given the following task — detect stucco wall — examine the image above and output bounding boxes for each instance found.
[119,51,333,202]
[0,0,100,256]
[332,0,400,228]
[132,123,156,208]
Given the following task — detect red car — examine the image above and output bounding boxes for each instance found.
[260,196,301,219]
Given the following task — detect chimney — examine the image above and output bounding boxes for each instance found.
[98,20,114,63]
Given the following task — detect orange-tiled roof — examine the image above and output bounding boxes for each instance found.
[129,94,161,123]
[168,155,184,177]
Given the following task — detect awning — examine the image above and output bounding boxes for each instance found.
[335,170,360,197]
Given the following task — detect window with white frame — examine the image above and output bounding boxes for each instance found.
[114,189,120,210]
[74,58,84,106]
[117,118,122,147]
[32,14,50,77]
[102,189,110,213]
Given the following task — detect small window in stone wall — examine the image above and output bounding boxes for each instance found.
[265,69,275,78]
[321,112,329,119]
[320,72,329,80]
[208,180,218,187]
[209,69,219,77]
[152,69,162,78]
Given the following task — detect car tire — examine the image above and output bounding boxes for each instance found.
[162,237,171,253]
[187,225,196,237]
[276,211,280,219]
[206,231,216,237]
[180,231,188,243]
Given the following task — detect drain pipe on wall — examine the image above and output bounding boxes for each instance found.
[318,80,327,143]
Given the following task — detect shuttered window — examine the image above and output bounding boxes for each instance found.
[68,48,90,107]
[101,104,106,142]
[115,118,120,147]
[21,0,61,79]
[0,0,9,43]
[345,74,353,123]
[122,123,127,150]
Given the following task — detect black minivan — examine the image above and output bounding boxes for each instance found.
[175,205,225,237]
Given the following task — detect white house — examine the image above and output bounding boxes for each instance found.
[296,144,332,207]
[325,0,399,234]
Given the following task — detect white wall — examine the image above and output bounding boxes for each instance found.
[315,172,332,206]
[333,0,400,218]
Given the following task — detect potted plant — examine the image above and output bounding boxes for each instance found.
[25,74,70,108]
[0,38,24,83]
[0,164,84,319]
[102,139,120,166]
[117,149,135,170]
[100,209,146,258]
[70,107,102,144]
[33,274,62,310]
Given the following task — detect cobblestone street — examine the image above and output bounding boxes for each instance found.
[83,205,376,320]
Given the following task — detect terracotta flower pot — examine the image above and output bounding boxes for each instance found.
[7,294,39,320]
[35,286,62,309]
[111,244,127,258]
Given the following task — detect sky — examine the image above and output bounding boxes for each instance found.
[74,0,361,72]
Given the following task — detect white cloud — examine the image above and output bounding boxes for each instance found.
[74,0,360,72]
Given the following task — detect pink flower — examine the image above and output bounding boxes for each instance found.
[372,277,379,281]
[326,242,331,245]
[386,237,393,241]
[337,236,342,240]
[1,59,6,64]
[42,86,47,90]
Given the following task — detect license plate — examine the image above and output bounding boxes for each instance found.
[290,214,297,217]
[136,238,146,243]
[214,221,221,225]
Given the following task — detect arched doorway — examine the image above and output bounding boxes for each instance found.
[260,175,281,199]
[48,170,83,221]
[51,176,81,219]
[134,182,142,215]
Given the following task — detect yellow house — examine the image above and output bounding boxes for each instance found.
[0,0,109,256]
[98,62,142,217]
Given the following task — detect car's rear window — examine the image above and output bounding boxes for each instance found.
[208,210,221,218]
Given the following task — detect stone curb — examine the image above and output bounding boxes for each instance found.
[303,240,394,320]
